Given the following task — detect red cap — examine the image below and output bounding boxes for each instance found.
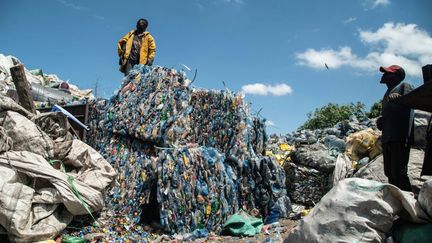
[379,65,402,73]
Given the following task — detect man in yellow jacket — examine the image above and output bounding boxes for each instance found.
[118,18,156,74]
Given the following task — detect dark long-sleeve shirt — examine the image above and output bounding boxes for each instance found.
[381,82,414,144]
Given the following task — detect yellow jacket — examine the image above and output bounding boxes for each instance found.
[117,30,156,64]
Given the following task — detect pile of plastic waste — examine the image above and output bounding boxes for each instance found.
[265,116,377,206]
[267,109,431,208]
[78,64,290,240]
[0,53,94,106]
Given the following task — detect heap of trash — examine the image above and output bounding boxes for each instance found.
[1,53,430,242]
[0,94,116,242]
[264,109,432,242]
[74,65,291,241]
[0,53,94,107]
[266,111,432,208]
[265,116,378,207]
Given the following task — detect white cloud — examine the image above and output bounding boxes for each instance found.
[297,47,357,69]
[343,17,357,24]
[372,0,390,8]
[360,23,432,57]
[196,0,244,9]
[55,0,88,11]
[224,0,244,3]
[241,83,293,96]
[296,22,432,77]
[362,0,390,9]
[55,0,105,21]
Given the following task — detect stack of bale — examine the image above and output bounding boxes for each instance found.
[83,65,290,240]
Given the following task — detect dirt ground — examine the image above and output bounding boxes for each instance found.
[56,215,299,243]
[175,219,298,243]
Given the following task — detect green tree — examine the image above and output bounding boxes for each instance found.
[299,102,367,130]
[366,100,382,118]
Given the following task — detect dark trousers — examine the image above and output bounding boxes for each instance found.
[382,142,412,191]
[422,131,432,175]
[422,119,432,175]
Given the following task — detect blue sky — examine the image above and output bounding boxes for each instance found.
[1,0,431,134]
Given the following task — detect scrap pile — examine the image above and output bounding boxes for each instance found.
[0,53,94,106]
[267,109,431,210]
[266,116,377,207]
[0,94,116,242]
[83,65,290,239]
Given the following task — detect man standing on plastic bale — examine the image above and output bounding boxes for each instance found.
[118,18,156,75]
[377,65,414,192]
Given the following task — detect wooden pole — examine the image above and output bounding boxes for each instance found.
[10,64,36,113]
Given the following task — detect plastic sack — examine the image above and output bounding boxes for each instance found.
[413,110,431,149]
[418,179,432,217]
[354,149,432,194]
[331,153,355,186]
[285,178,430,243]
[345,128,382,162]
[0,126,12,152]
[61,235,86,243]
[0,110,55,159]
[222,210,263,236]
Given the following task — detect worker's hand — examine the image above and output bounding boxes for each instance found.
[147,59,153,66]
[388,93,401,100]
[119,49,125,57]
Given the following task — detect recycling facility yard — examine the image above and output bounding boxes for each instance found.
[0,53,432,243]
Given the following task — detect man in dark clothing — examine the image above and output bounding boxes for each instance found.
[377,65,414,191]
